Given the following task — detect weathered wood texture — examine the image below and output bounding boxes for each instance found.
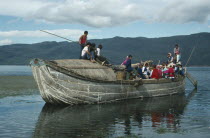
[31,59,185,105]
[53,59,117,81]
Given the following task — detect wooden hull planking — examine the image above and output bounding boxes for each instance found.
[31,61,185,105]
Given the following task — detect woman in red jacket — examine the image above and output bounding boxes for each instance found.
[151,65,161,79]
[168,65,175,78]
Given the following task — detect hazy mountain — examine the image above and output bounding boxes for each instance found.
[0,32,210,66]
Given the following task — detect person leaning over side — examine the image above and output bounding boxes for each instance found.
[79,31,88,59]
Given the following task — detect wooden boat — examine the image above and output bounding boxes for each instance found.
[30,59,185,105]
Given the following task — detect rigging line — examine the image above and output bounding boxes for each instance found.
[185,46,196,67]
[40,30,76,43]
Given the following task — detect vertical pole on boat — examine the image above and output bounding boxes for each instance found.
[185,46,197,89]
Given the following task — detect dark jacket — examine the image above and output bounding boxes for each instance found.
[125,59,133,72]
[137,67,146,79]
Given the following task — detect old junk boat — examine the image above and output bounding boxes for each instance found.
[30,58,197,105]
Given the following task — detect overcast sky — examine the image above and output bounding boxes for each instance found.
[0,0,210,45]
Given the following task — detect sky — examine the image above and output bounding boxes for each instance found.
[0,0,210,45]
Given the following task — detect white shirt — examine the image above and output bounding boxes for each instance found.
[142,66,148,75]
[81,46,89,56]
[96,48,101,56]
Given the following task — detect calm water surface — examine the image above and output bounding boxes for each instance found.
[0,66,210,138]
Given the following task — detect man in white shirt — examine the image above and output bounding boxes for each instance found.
[96,44,102,56]
[95,44,109,65]
[81,42,91,59]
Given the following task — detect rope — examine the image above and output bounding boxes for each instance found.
[40,30,76,43]
[185,46,196,67]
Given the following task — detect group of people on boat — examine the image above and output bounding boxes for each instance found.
[121,44,184,80]
[79,31,109,65]
[79,31,184,80]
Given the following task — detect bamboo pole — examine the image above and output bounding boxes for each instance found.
[61,66,109,69]
[185,46,196,67]
[184,46,197,89]
[186,72,197,89]
[40,30,76,43]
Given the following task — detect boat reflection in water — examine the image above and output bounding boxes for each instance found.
[33,90,196,137]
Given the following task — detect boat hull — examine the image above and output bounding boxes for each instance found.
[31,63,185,105]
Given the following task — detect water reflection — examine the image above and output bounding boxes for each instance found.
[33,90,197,137]
[0,76,38,98]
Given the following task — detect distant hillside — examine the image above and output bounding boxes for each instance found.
[0,32,210,66]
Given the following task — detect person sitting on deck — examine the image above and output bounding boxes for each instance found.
[96,44,102,57]
[150,65,161,79]
[157,65,163,78]
[175,64,185,76]
[124,55,134,80]
[162,64,169,78]
[142,62,150,79]
[178,65,185,76]
[95,44,110,65]
[168,65,175,79]
[81,42,94,62]
[89,43,96,62]
[137,64,146,79]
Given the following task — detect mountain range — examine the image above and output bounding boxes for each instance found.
[0,32,210,66]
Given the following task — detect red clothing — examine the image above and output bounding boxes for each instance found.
[151,68,160,79]
[158,69,162,77]
[174,48,180,55]
[168,67,175,77]
[80,35,87,44]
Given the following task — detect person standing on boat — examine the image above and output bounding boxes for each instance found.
[124,55,134,80]
[79,31,88,59]
[125,55,133,71]
[174,44,181,63]
[167,53,173,64]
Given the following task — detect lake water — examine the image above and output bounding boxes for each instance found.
[0,66,210,138]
